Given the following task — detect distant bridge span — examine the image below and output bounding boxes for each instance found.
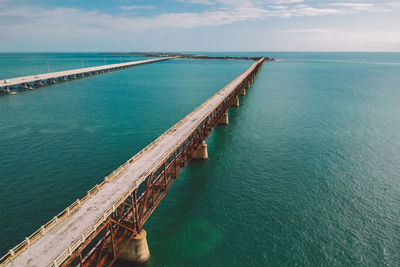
[1,58,265,267]
[0,57,171,92]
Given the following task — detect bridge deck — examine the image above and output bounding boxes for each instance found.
[0,57,171,88]
[5,59,262,267]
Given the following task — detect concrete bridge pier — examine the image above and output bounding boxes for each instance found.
[192,141,208,160]
[239,88,246,96]
[19,83,28,89]
[119,229,150,264]
[233,97,239,107]
[218,113,229,125]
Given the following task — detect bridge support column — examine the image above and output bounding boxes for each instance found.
[119,229,150,264]
[232,97,239,107]
[218,113,229,125]
[192,141,208,160]
[239,89,246,96]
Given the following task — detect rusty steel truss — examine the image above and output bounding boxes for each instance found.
[0,58,265,267]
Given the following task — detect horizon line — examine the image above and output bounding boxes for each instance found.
[0,51,400,53]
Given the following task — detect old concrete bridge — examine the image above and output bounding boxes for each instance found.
[0,58,265,267]
[0,57,171,93]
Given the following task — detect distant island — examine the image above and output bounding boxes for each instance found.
[101,52,274,61]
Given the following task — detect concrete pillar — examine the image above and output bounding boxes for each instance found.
[119,230,150,264]
[247,82,251,88]
[192,141,208,160]
[239,89,246,96]
[218,113,229,125]
[232,97,239,107]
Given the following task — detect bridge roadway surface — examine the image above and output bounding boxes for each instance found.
[0,57,171,88]
[5,58,263,267]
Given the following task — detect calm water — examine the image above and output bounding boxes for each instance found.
[0,53,399,266]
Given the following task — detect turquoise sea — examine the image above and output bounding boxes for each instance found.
[0,52,399,266]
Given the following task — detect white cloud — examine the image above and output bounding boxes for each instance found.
[387,2,400,8]
[328,2,374,12]
[119,5,155,11]
[177,0,214,5]
[0,4,319,33]
[290,6,341,16]
[0,0,394,47]
[272,0,303,4]
[176,0,391,14]
[178,0,304,7]
[270,5,288,9]
[276,28,400,51]
[0,4,347,39]
[329,3,374,8]
[328,2,391,12]
[280,28,400,44]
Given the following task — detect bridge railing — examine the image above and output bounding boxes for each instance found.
[0,57,172,89]
[0,58,264,266]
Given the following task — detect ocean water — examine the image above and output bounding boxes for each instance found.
[0,53,399,266]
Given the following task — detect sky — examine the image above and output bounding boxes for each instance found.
[0,0,399,52]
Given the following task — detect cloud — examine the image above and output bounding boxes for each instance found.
[270,5,287,9]
[119,5,155,11]
[328,2,374,12]
[387,2,400,8]
[279,27,400,43]
[278,28,400,45]
[328,2,391,12]
[0,4,345,39]
[0,0,393,41]
[0,1,398,51]
[272,0,303,4]
[288,6,340,16]
[329,3,374,8]
[177,0,214,5]
[178,0,304,7]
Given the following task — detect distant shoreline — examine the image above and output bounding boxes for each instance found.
[100,52,275,61]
